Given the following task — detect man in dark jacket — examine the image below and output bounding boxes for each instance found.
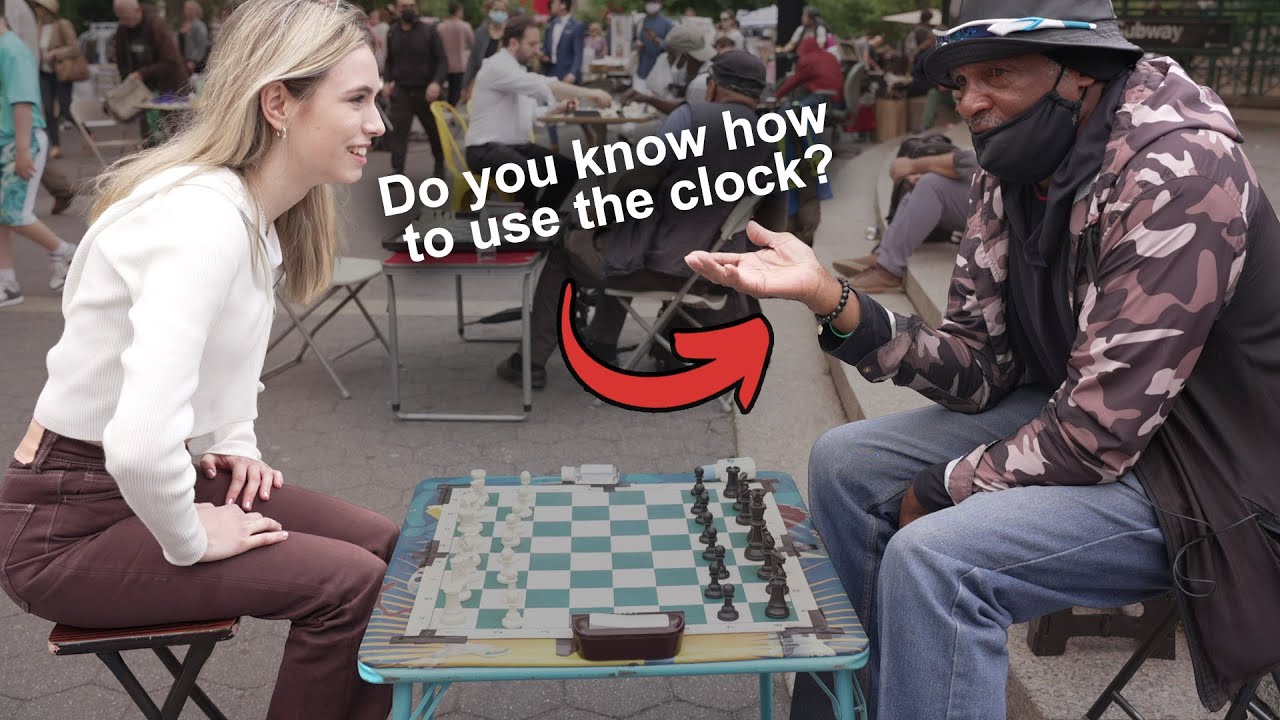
[113,0,189,143]
[383,0,448,177]
[686,0,1280,718]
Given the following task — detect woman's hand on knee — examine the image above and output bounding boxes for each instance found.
[196,502,289,563]
[199,453,285,511]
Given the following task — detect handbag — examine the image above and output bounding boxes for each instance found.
[105,74,153,121]
[54,54,89,84]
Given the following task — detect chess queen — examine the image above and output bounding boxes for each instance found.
[0,2,398,718]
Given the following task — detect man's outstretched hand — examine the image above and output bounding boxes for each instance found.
[685,221,834,311]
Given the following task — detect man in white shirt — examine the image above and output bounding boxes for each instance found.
[465,14,610,211]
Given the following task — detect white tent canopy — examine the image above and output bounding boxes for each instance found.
[735,5,777,31]
[881,8,942,25]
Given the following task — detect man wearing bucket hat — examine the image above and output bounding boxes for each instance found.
[624,23,715,116]
[685,1,1280,717]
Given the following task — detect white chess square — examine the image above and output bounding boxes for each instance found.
[481,553,529,574]
[648,519,691,536]
[525,569,571,590]
[618,536,653,553]
[643,487,677,505]
[477,585,516,609]
[607,505,648,521]
[740,581,770,605]
[655,585,705,606]
[624,605,661,613]
[573,520,612,537]
[651,550,696,569]
[569,552,613,571]
[612,569,657,588]
[523,607,570,629]
[569,587,614,608]
[433,608,479,630]
[574,491,610,506]
[529,536,572,554]
[533,506,572,522]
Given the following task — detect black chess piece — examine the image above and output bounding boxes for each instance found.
[691,466,705,499]
[757,547,775,581]
[732,487,748,514]
[705,562,724,599]
[690,489,708,516]
[696,509,714,528]
[745,492,766,561]
[702,541,721,561]
[713,545,729,579]
[765,576,790,619]
[724,466,740,499]
[735,494,752,526]
[717,583,740,621]
[699,524,718,547]
[771,549,788,582]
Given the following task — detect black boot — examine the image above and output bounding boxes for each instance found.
[496,352,546,389]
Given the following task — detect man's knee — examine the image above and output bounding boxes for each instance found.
[809,421,890,510]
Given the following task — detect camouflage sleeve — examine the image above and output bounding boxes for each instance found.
[946,169,1252,502]
[825,178,1023,413]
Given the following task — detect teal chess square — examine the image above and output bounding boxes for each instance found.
[671,605,707,625]
[571,536,612,553]
[539,493,574,506]
[570,570,613,588]
[651,534,692,551]
[614,587,659,606]
[482,571,525,590]
[611,492,647,505]
[476,609,507,630]
[526,589,570,608]
[530,554,571,571]
[611,520,651,536]
[655,567,700,587]
[612,553,653,570]
[647,505,686,520]
[535,521,573,537]
[572,505,610,521]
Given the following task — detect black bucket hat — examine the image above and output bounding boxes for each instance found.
[924,0,1144,88]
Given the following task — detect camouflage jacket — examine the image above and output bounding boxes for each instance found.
[826,58,1280,709]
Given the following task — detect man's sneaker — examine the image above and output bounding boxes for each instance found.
[848,264,905,294]
[0,281,23,308]
[496,352,547,389]
[49,244,76,291]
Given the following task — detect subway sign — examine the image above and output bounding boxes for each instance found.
[1117,17,1235,50]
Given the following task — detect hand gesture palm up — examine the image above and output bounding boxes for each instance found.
[684,221,825,305]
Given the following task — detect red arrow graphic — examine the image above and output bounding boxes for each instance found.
[558,280,773,414]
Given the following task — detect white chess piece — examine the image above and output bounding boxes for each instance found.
[440,574,466,626]
[469,469,488,503]
[501,587,523,629]
[511,494,531,522]
[496,547,519,585]
[457,495,482,536]
[504,512,525,543]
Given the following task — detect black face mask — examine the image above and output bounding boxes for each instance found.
[400,9,418,23]
[971,66,1086,185]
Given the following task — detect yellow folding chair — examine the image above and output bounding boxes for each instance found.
[429,101,476,212]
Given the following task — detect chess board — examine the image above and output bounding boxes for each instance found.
[403,480,820,640]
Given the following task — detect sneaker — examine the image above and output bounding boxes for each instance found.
[0,281,22,308]
[848,264,905,294]
[832,254,880,278]
[49,244,76,291]
[51,193,74,215]
[496,352,547,389]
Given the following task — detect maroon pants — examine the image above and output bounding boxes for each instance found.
[0,430,398,720]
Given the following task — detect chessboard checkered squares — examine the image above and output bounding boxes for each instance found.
[571,519,612,537]
[524,607,570,628]
[656,585,707,606]
[569,587,614,608]
[612,587,659,606]
[610,535,654,553]
[646,518,692,535]
[533,506,573,522]
[651,549,699,569]
[572,491,611,506]
[530,536,573,554]
[607,505,649,521]
[568,551,613,571]
[524,569,570,589]
[612,568,658,588]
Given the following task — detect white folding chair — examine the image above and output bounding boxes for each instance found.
[263,257,391,399]
[603,195,763,411]
[70,98,140,165]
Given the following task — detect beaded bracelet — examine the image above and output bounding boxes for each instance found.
[814,277,852,335]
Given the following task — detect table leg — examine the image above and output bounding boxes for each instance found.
[387,272,402,413]
[834,669,856,720]
[520,269,532,413]
[455,275,465,339]
[392,683,413,720]
[758,673,774,720]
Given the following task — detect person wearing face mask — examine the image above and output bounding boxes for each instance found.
[684,1,1280,718]
[462,0,508,102]
[383,0,448,178]
[632,0,672,79]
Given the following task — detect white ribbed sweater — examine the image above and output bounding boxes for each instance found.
[34,166,281,566]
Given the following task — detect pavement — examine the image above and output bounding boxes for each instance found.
[1,107,1278,719]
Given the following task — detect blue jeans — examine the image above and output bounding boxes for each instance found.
[803,388,1172,719]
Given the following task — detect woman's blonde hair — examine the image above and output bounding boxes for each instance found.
[90,0,372,304]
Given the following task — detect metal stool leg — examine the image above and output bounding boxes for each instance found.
[154,644,228,720]
[1085,601,1180,719]
[155,640,218,720]
[97,650,162,720]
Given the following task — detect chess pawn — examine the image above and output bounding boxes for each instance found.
[496,546,519,585]
[501,587,524,629]
[449,558,474,602]
[704,564,724,599]
[512,494,531,521]
[516,471,534,517]
[440,574,466,626]
[717,583,739,622]
[702,540,721,562]
[691,466,705,499]
[505,512,525,544]
[713,545,729,579]
[469,469,488,505]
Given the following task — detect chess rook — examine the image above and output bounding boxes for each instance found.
[724,466,741,499]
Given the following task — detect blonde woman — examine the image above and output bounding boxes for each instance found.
[0,1,396,718]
